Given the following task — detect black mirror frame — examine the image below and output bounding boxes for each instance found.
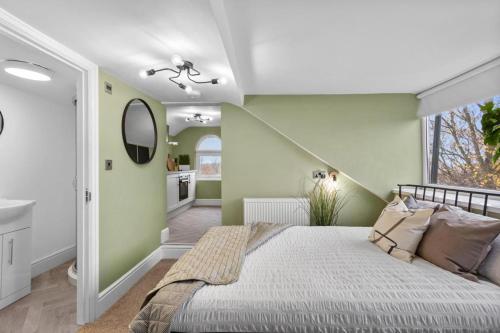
[0,110,4,136]
[121,98,158,165]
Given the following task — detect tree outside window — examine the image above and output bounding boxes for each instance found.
[427,95,500,190]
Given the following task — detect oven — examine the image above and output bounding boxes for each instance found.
[178,174,190,201]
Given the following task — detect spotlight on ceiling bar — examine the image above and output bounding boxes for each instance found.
[185,113,212,124]
[139,55,226,94]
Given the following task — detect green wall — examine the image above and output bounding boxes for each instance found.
[221,103,386,226]
[99,71,166,291]
[170,127,221,199]
[196,181,222,199]
[243,94,421,200]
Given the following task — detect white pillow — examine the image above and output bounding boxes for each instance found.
[369,196,434,262]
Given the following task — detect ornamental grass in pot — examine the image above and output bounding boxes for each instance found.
[300,173,347,226]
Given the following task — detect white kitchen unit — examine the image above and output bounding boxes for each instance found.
[167,171,196,212]
[0,199,35,309]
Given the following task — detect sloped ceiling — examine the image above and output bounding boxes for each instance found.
[0,0,499,104]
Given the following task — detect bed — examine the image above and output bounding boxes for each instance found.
[170,226,500,332]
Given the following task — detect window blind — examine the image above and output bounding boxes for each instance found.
[417,57,500,117]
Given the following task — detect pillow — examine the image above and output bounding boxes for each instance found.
[369,196,434,262]
[417,209,500,281]
[403,195,441,212]
[479,235,500,285]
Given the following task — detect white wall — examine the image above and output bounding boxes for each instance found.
[0,83,76,270]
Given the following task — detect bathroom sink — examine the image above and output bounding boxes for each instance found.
[0,199,36,224]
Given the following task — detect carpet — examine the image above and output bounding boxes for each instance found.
[79,260,176,333]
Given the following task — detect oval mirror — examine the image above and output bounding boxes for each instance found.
[122,98,157,164]
[0,111,4,135]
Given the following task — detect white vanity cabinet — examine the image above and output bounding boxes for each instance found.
[1,228,32,299]
[0,199,35,310]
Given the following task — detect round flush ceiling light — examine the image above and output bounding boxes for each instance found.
[2,60,52,81]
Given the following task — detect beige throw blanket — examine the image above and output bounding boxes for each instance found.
[129,223,289,333]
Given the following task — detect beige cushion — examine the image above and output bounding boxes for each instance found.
[369,196,434,262]
[417,209,500,281]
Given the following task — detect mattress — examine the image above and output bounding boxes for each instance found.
[170,226,500,332]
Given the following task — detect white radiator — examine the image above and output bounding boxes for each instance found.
[243,198,310,226]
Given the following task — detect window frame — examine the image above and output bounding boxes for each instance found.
[195,135,221,181]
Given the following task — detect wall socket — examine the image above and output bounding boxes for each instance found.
[105,160,113,170]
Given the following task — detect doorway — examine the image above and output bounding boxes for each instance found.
[165,105,222,244]
[0,10,99,326]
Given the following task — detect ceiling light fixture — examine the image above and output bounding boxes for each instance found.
[2,59,52,81]
[185,113,212,124]
[139,55,226,94]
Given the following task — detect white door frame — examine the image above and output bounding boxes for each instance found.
[0,9,100,324]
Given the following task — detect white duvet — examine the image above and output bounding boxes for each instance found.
[171,226,500,332]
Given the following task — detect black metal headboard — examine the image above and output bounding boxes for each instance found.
[397,184,500,216]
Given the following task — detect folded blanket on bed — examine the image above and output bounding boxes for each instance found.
[129,222,289,333]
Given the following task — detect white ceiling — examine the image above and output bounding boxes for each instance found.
[0,0,240,105]
[221,0,500,94]
[0,32,78,105]
[1,0,499,102]
[167,104,221,136]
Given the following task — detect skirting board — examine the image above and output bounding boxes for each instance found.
[193,199,221,207]
[31,245,76,278]
[167,203,193,219]
[160,244,193,259]
[96,247,162,317]
[95,244,193,319]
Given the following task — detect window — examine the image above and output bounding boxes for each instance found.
[196,135,221,180]
[426,95,500,190]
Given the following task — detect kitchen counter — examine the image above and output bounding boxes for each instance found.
[167,170,197,176]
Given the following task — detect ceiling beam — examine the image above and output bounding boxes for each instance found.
[209,0,244,106]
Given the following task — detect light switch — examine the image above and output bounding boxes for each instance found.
[105,160,113,170]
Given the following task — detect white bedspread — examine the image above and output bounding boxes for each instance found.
[170,226,500,332]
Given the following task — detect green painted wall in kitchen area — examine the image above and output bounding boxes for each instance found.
[99,71,166,291]
[221,103,386,226]
[170,126,221,199]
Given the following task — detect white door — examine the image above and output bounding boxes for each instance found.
[1,228,31,298]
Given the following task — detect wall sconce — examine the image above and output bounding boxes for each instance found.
[313,169,338,180]
[167,141,179,146]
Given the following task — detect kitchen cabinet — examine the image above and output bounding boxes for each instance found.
[167,171,196,212]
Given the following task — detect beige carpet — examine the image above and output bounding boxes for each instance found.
[167,206,221,244]
[79,260,176,333]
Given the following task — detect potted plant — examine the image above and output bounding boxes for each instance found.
[299,172,347,226]
[178,154,190,171]
[480,101,499,163]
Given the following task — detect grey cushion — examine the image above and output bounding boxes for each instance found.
[479,236,500,285]
[417,209,500,281]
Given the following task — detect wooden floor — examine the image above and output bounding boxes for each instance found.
[0,260,78,333]
[167,206,221,244]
